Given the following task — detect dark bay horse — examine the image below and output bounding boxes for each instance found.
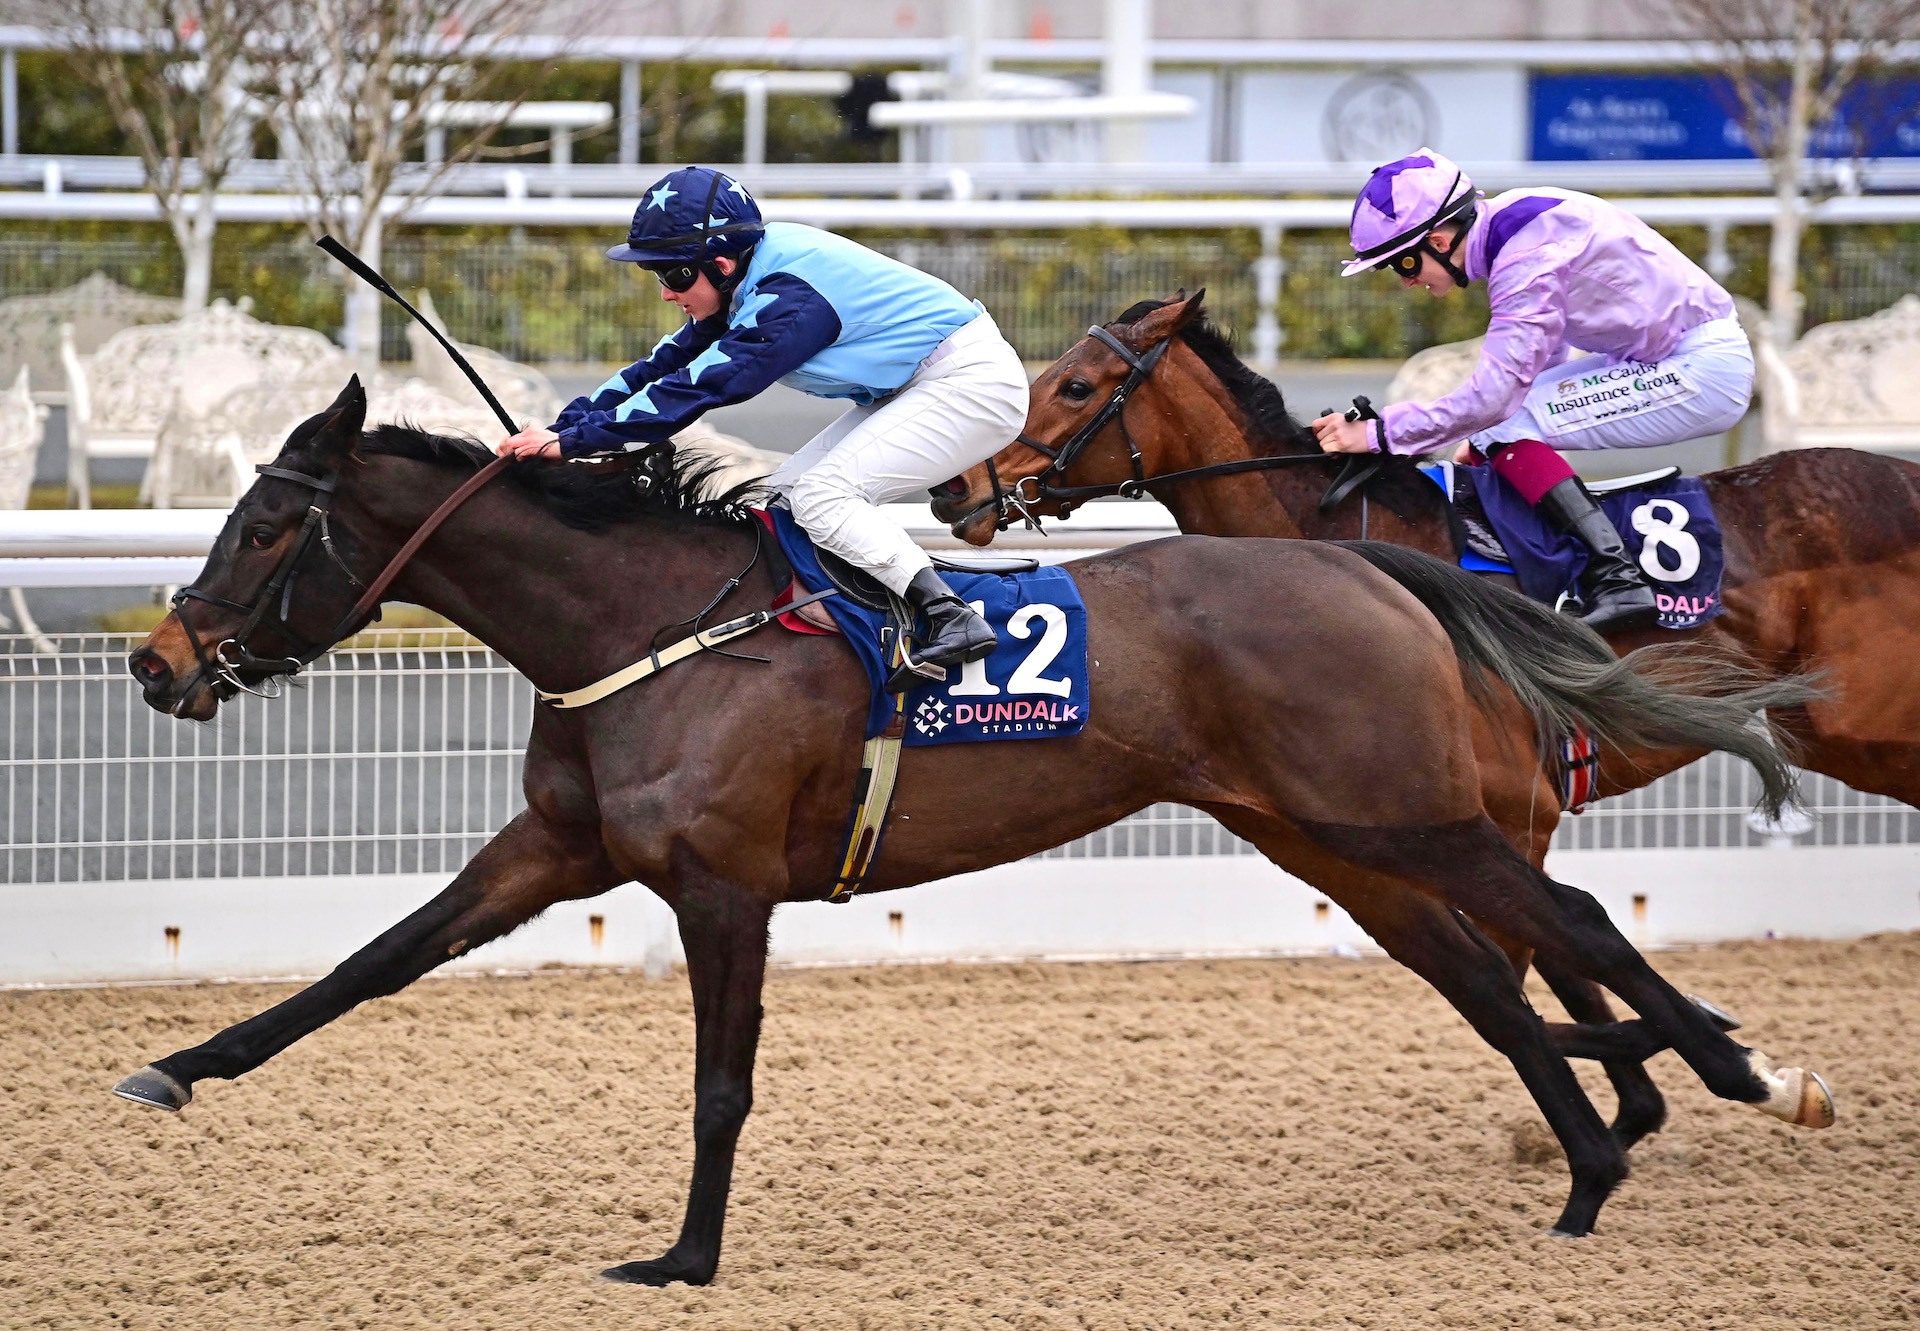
[116,380,1830,1283]
[935,290,1913,1155]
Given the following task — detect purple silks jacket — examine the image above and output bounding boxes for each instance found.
[1378,189,1734,456]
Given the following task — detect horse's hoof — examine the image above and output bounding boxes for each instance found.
[601,1256,712,1288]
[112,1066,191,1112]
[1686,992,1742,1032]
[1545,1227,1589,1240]
[1747,1052,1836,1129]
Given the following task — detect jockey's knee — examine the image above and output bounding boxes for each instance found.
[990,383,1030,435]
[787,467,867,535]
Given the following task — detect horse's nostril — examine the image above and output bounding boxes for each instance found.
[933,477,968,499]
[129,650,171,685]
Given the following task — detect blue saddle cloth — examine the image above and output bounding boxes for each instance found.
[764,506,1091,745]
[1418,463,1725,631]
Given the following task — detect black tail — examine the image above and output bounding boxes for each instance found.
[1337,540,1818,817]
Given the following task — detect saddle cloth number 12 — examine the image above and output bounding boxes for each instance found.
[946,602,1073,697]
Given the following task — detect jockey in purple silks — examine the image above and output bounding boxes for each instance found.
[1310,147,1755,634]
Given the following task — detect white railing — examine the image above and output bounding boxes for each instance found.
[5,191,1912,367]
[10,153,1920,201]
[0,502,1170,585]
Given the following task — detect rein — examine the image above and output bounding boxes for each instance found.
[978,324,1384,531]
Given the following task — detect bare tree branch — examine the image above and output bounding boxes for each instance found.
[1642,0,1920,341]
[34,0,276,306]
[256,0,578,247]
[248,0,601,364]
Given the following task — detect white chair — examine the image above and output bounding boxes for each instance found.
[0,272,183,406]
[1755,295,1920,453]
[65,300,348,507]
[1385,335,1486,406]
[668,419,784,491]
[407,289,562,429]
[0,367,54,648]
[151,373,515,508]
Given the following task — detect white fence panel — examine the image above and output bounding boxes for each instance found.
[4,624,1919,984]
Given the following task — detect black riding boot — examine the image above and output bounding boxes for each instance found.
[904,568,997,670]
[1536,477,1660,635]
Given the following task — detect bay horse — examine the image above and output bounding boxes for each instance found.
[935,289,1914,1153]
[116,379,1829,1284]
[938,293,1920,817]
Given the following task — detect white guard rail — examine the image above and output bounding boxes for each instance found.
[0,503,1173,586]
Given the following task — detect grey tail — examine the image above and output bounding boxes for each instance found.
[1337,540,1819,818]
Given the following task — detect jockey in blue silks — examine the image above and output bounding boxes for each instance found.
[496,165,1029,672]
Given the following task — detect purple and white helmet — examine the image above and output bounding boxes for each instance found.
[1340,148,1479,277]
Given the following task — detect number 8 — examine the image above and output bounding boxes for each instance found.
[1631,498,1700,582]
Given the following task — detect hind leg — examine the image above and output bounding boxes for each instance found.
[1302,815,1835,1130]
[1538,965,1668,1148]
[1470,715,1675,1150]
[1323,883,1628,1235]
[1484,942,1672,1148]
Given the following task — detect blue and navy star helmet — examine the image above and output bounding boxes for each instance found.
[607,166,765,264]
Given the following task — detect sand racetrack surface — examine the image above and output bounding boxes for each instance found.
[5,932,1918,1330]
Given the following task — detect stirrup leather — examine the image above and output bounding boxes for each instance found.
[831,610,915,902]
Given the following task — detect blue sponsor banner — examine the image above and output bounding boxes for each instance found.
[1530,71,1920,161]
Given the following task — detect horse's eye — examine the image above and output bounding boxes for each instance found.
[246,525,277,550]
[1062,379,1094,402]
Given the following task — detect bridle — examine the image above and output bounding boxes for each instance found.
[973,324,1385,534]
[168,455,509,704]
[986,325,1167,529]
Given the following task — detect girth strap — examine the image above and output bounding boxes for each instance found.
[828,626,914,902]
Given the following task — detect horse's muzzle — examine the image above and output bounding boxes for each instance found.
[127,646,224,719]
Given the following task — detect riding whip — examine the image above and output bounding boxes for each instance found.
[316,235,519,434]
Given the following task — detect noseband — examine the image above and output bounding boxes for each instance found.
[169,456,509,702]
[977,325,1385,533]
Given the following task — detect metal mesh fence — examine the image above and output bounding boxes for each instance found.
[3,631,1908,886]
[3,230,1916,365]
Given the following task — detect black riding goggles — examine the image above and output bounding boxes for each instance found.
[1386,246,1428,278]
[641,261,702,293]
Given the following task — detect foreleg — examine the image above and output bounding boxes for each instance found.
[113,810,620,1110]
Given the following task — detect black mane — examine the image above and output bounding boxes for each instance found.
[359,424,769,533]
[1113,299,1451,527]
[1114,299,1317,453]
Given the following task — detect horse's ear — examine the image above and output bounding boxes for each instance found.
[1126,288,1208,347]
[287,375,368,463]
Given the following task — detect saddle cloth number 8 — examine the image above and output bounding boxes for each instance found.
[1631,498,1701,583]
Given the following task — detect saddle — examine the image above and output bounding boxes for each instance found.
[1588,466,1683,495]
[757,505,1041,689]
[1426,462,1723,632]
[1427,464,1684,565]
[813,545,1041,612]
[763,501,1037,619]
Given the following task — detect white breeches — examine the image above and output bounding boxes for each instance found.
[766,310,1029,595]
[1471,316,1755,454]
